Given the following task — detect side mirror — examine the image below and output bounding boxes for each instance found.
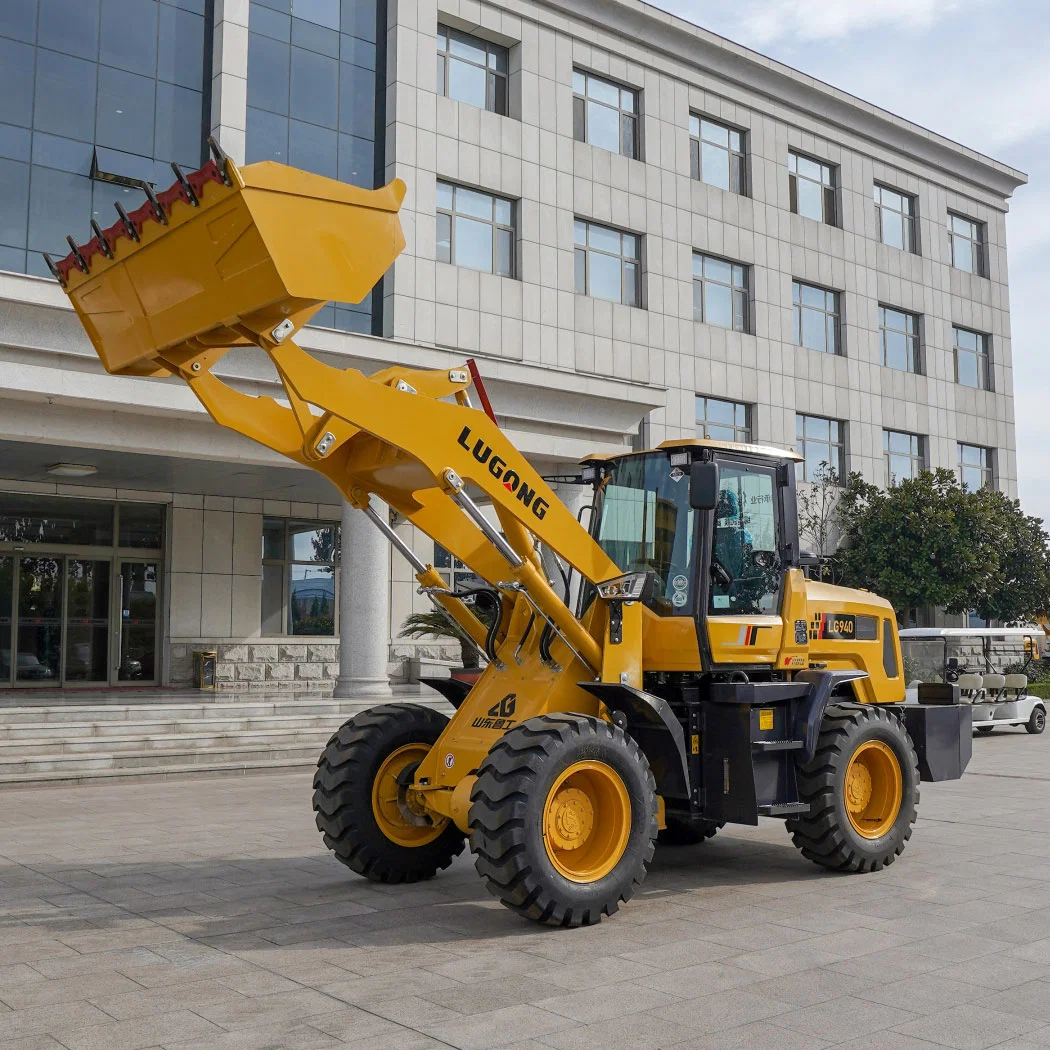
[799,550,820,568]
[689,461,720,510]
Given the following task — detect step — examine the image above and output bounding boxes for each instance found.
[0,758,316,786]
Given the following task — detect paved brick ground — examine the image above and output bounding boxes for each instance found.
[2,727,1050,1050]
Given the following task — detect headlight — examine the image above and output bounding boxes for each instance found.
[597,572,651,601]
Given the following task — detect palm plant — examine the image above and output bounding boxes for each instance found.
[399,609,483,670]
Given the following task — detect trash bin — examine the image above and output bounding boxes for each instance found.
[192,650,217,689]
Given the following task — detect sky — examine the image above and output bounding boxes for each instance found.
[654,0,1050,522]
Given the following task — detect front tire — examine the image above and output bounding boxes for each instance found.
[312,703,466,883]
[1026,707,1046,735]
[469,714,657,927]
[787,703,918,873]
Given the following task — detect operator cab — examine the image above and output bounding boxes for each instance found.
[582,439,803,667]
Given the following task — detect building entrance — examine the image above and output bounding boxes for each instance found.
[0,496,164,689]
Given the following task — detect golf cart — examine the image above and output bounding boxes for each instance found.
[900,627,1046,735]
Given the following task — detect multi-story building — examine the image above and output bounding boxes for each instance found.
[0,0,1026,694]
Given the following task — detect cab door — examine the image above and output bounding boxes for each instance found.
[704,460,785,666]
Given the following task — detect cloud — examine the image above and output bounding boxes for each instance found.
[722,0,968,44]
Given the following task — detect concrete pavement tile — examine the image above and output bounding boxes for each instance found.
[855,972,985,1012]
[162,1020,340,1050]
[933,953,1050,990]
[732,928,910,976]
[669,1019,833,1050]
[746,967,873,1007]
[422,948,554,982]
[695,922,817,951]
[618,936,739,969]
[300,1005,403,1042]
[0,1000,113,1040]
[1009,938,1050,964]
[0,1037,68,1050]
[533,979,682,1023]
[321,966,460,1005]
[422,975,562,1014]
[54,1010,224,1050]
[192,988,341,1030]
[972,980,1050,1021]
[893,1003,1047,1049]
[636,960,763,999]
[541,1010,691,1050]
[214,970,304,996]
[364,993,463,1027]
[830,947,947,981]
[420,1003,578,1050]
[652,987,795,1031]
[0,965,46,990]
[0,971,143,1010]
[827,1034,960,1050]
[913,932,1015,962]
[772,994,918,1040]
[88,977,250,1020]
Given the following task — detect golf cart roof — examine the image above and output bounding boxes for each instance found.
[899,628,1042,639]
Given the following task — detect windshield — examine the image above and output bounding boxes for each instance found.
[594,452,695,616]
[900,639,946,684]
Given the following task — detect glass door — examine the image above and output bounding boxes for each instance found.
[15,556,63,685]
[65,559,111,684]
[117,562,158,683]
[0,557,12,687]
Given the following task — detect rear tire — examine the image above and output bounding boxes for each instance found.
[787,703,918,873]
[312,703,466,883]
[469,714,657,927]
[658,815,724,846]
[1026,707,1046,735]
[977,725,995,734]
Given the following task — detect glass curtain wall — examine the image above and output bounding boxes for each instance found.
[0,0,208,278]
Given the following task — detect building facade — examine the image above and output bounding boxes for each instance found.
[0,0,1026,693]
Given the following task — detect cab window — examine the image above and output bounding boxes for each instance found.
[709,464,781,615]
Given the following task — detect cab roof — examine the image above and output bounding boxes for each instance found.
[582,438,803,465]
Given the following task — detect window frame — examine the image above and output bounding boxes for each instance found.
[692,252,749,333]
[883,430,925,486]
[788,150,837,225]
[695,395,751,444]
[874,184,917,253]
[436,180,516,277]
[436,23,509,115]
[689,114,746,195]
[795,415,845,483]
[572,68,639,159]
[948,211,985,276]
[261,517,340,637]
[953,325,992,391]
[573,218,641,307]
[878,305,922,374]
[792,280,841,355]
[957,443,994,491]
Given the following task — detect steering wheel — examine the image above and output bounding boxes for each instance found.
[944,666,960,683]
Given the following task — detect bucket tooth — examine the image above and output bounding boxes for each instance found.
[170,162,199,207]
[114,202,140,242]
[143,183,167,225]
[65,236,89,274]
[42,252,65,286]
[207,136,233,186]
[90,219,113,259]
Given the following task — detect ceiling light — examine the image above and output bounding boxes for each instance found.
[46,463,98,478]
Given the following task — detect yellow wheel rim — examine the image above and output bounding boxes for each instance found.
[371,744,448,847]
[844,739,903,840]
[542,760,631,883]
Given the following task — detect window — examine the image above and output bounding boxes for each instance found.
[789,151,836,224]
[246,0,381,334]
[0,0,207,279]
[958,444,993,491]
[796,415,845,483]
[692,254,748,332]
[883,431,924,484]
[434,545,482,592]
[436,181,514,276]
[574,219,640,306]
[437,24,508,114]
[689,115,745,194]
[948,212,984,275]
[879,306,921,373]
[874,185,916,252]
[572,69,638,158]
[953,326,991,390]
[792,281,840,355]
[696,396,750,443]
[261,518,339,636]
[710,464,782,615]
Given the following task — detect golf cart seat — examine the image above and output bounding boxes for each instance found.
[983,673,1006,700]
[957,673,983,702]
[1005,673,1028,696]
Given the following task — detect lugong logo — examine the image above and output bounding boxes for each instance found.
[456,426,550,520]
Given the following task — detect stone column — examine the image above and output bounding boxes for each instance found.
[333,499,393,697]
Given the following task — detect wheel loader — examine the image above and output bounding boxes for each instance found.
[53,144,972,927]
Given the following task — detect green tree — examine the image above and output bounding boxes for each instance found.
[797,462,842,582]
[834,468,1003,621]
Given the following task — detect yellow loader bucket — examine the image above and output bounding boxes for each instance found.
[52,140,406,378]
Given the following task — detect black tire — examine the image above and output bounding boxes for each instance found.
[977,725,995,734]
[312,703,466,883]
[469,714,657,927]
[1026,707,1046,735]
[787,703,919,873]
[658,815,724,846]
